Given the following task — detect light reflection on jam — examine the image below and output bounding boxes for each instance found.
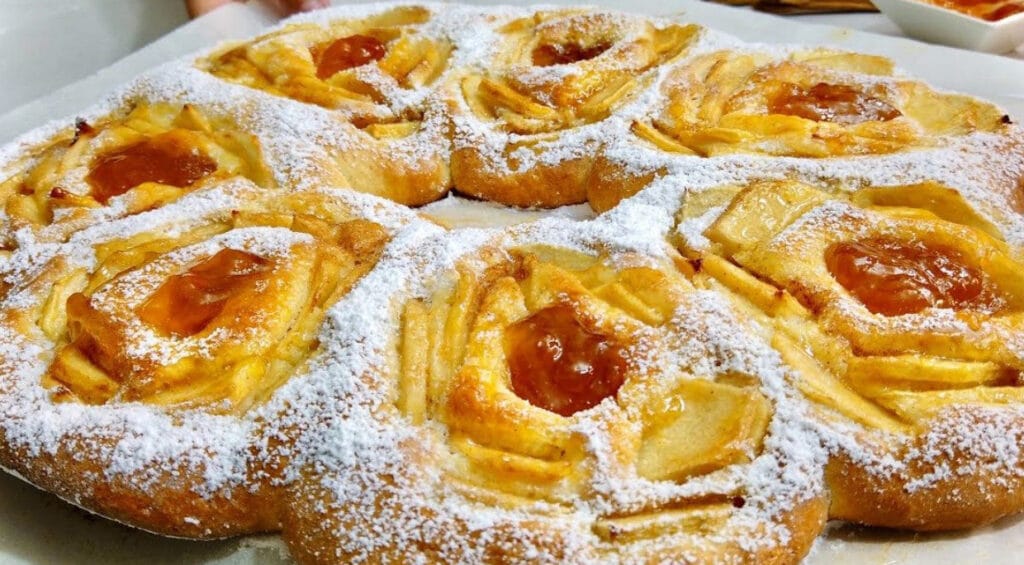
[504,304,628,416]
[768,82,902,125]
[825,237,1002,316]
[138,249,273,337]
[85,133,217,204]
[531,41,612,66]
[311,34,387,79]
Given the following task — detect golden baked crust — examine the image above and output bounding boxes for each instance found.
[450,9,698,207]
[825,413,1024,531]
[199,4,451,205]
[282,242,827,563]
[0,179,399,537]
[0,102,273,247]
[636,49,1007,158]
[204,6,447,116]
[675,179,1024,529]
[588,48,1015,212]
[0,2,1023,563]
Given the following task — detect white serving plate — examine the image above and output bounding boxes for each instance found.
[873,0,1024,53]
[1,1,1024,563]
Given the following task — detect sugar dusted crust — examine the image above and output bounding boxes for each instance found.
[0,2,1023,564]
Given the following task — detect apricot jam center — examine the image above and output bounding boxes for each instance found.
[312,34,387,79]
[504,304,628,416]
[768,82,902,125]
[825,237,1002,316]
[531,41,612,66]
[85,133,217,204]
[138,249,273,337]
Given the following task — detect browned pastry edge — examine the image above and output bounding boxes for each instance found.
[585,155,664,213]
[634,496,830,564]
[750,497,830,565]
[826,411,1024,531]
[334,130,452,207]
[450,147,594,208]
[279,462,829,565]
[0,430,282,539]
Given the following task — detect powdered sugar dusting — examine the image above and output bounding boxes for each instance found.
[0,1,1022,561]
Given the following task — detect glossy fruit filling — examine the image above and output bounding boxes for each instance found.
[312,34,387,79]
[138,249,273,337]
[531,41,612,66]
[825,237,1002,316]
[768,82,901,125]
[85,133,216,204]
[504,304,628,416]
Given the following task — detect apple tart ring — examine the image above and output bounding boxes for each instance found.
[34,188,388,413]
[0,102,272,246]
[452,9,699,207]
[203,5,450,117]
[199,4,452,206]
[0,178,393,537]
[633,49,1009,158]
[283,241,827,563]
[677,179,1024,529]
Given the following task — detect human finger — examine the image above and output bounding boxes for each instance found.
[185,0,239,18]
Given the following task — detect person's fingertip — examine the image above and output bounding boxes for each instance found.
[299,0,330,11]
[186,0,238,18]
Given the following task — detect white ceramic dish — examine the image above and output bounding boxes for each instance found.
[873,0,1024,53]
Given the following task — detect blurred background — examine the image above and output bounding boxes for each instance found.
[0,0,189,114]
